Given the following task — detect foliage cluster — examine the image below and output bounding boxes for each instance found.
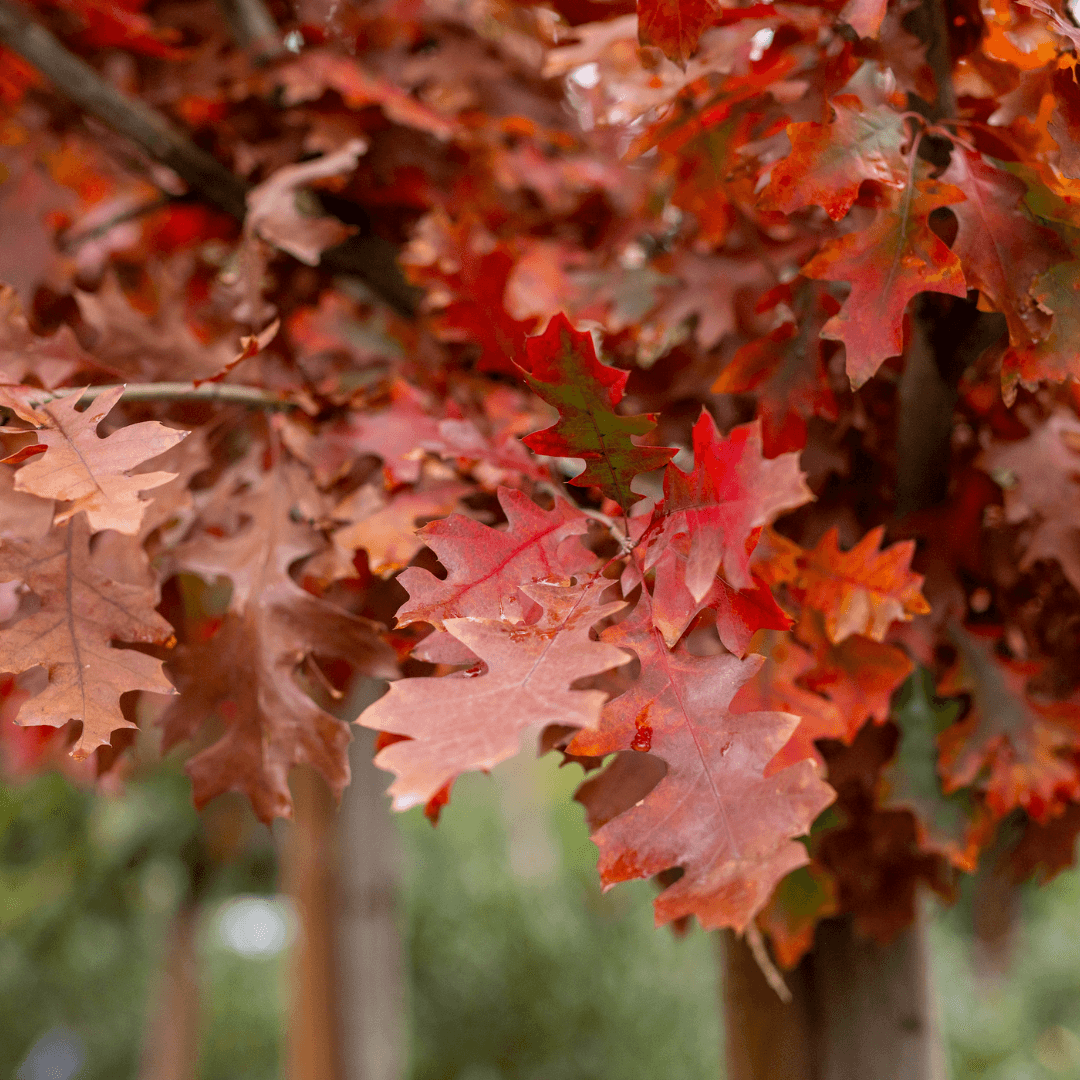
[3,0,1080,963]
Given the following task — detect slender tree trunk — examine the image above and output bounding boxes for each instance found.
[284,765,343,1080]
[138,904,200,1080]
[283,678,405,1080]
[720,905,946,1080]
[334,688,406,1080]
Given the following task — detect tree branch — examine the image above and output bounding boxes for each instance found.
[0,0,419,317]
[26,382,299,409]
[0,0,249,219]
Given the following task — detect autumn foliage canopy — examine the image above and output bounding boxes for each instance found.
[5,0,1080,966]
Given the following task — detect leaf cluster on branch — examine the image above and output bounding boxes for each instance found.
[4,0,1080,961]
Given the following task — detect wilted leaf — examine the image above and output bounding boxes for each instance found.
[246,140,367,265]
[166,460,396,819]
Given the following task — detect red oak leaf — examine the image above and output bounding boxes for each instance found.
[797,610,914,733]
[360,577,630,809]
[979,411,1080,594]
[644,412,812,599]
[569,604,835,932]
[758,862,839,970]
[763,525,930,643]
[650,545,792,653]
[519,313,677,509]
[940,148,1069,348]
[802,178,968,387]
[712,280,840,455]
[396,486,595,633]
[637,0,719,66]
[881,668,986,873]
[1008,803,1080,883]
[1048,62,1080,180]
[938,627,1080,822]
[1001,261,1080,399]
[729,629,847,774]
[403,215,537,374]
[761,98,907,221]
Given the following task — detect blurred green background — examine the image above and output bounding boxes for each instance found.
[2,750,1079,1080]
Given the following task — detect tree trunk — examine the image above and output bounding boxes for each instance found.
[720,906,946,1080]
[284,766,343,1080]
[138,904,200,1080]
[283,678,404,1080]
[334,689,406,1080]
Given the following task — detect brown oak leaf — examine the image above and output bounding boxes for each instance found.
[0,515,175,756]
[10,387,188,536]
[165,459,396,820]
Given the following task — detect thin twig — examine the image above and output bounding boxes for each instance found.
[745,923,792,1003]
[57,195,174,252]
[25,382,298,409]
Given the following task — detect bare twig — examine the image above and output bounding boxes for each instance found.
[215,0,284,61]
[58,195,174,252]
[745,923,792,1004]
[25,382,298,409]
[0,0,420,317]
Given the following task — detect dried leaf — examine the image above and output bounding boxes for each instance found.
[0,515,175,756]
[11,387,188,535]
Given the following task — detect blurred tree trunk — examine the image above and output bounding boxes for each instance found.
[720,908,946,1080]
[284,677,404,1080]
[285,766,343,1080]
[138,903,200,1080]
[336,719,406,1080]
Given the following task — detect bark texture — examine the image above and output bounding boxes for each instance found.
[721,909,946,1080]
